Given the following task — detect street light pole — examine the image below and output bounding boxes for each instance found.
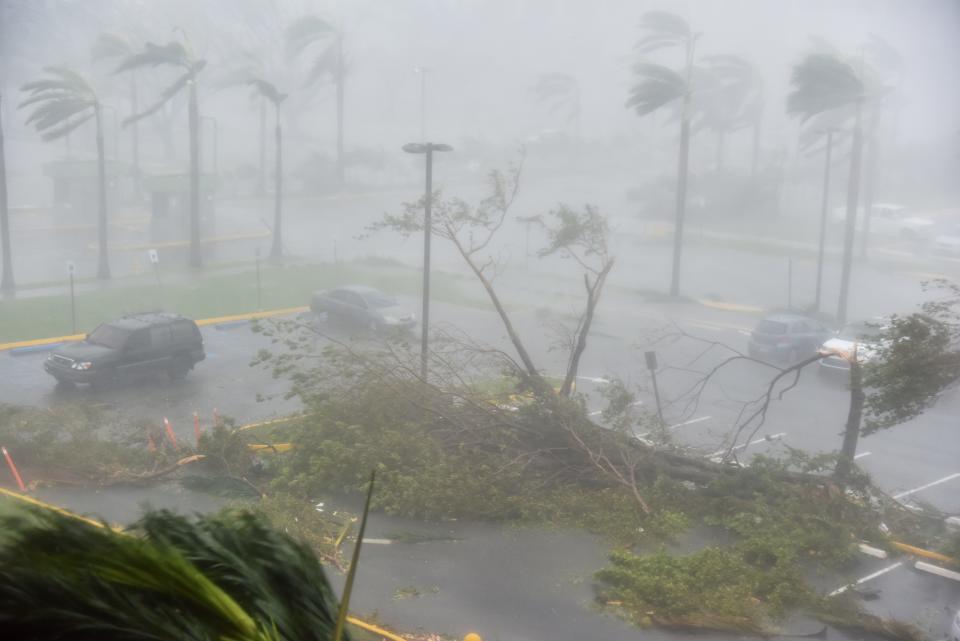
[414,67,429,142]
[402,142,452,381]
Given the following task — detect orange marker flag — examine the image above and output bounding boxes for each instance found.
[163,417,179,448]
[2,446,27,492]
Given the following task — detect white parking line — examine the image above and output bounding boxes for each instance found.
[707,432,785,459]
[828,561,903,596]
[892,472,960,500]
[668,416,711,430]
[589,400,643,417]
[854,451,871,460]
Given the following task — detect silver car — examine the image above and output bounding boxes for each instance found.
[310,285,416,332]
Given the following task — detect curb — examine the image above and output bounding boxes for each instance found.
[1,307,310,353]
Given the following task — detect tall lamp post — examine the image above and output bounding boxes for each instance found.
[413,67,429,142]
[402,142,452,380]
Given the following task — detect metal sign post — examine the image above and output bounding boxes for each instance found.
[66,261,76,334]
[148,249,161,289]
[255,248,262,311]
[644,350,665,427]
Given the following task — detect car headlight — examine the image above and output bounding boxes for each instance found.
[71,361,93,370]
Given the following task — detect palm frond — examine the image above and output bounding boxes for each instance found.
[286,15,336,60]
[115,41,190,74]
[304,46,339,86]
[39,112,94,141]
[0,509,273,641]
[249,78,287,104]
[638,11,690,41]
[92,33,134,61]
[124,71,191,125]
[787,53,864,121]
[626,63,686,115]
[25,97,94,129]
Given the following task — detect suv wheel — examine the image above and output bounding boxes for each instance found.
[168,356,192,380]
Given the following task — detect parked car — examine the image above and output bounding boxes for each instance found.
[818,319,886,373]
[310,285,416,332]
[747,314,831,364]
[44,312,205,386]
[832,203,935,240]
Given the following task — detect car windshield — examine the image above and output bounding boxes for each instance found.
[756,320,787,335]
[363,292,398,308]
[87,324,131,349]
[837,322,883,341]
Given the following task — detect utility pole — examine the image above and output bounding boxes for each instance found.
[814,129,834,312]
[402,142,453,380]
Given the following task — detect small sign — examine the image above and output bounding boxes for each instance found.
[644,351,658,371]
[66,261,76,276]
[148,249,160,265]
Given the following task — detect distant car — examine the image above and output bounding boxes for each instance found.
[934,223,960,256]
[747,314,831,364]
[832,203,935,240]
[44,312,205,386]
[310,285,416,332]
[818,320,886,373]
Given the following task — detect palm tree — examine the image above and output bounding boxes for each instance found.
[117,40,207,268]
[286,15,344,187]
[92,33,142,194]
[627,11,700,297]
[20,67,111,279]
[0,93,14,293]
[249,79,287,258]
[0,472,377,641]
[531,73,581,142]
[700,55,762,173]
[787,53,880,324]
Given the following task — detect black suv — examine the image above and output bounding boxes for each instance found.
[44,312,205,386]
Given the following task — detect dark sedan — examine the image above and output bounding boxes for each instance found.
[310,285,416,332]
[747,313,831,364]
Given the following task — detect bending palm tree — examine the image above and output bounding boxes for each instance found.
[20,67,111,279]
[1,93,13,293]
[249,79,288,258]
[117,40,207,268]
[627,11,699,297]
[788,53,878,324]
[92,33,142,193]
[701,55,762,173]
[531,73,581,142]
[286,15,344,187]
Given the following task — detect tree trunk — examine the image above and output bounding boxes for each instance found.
[270,103,282,259]
[0,94,13,293]
[130,72,140,197]
[94,104,110,280]
[834,356,864,481]
[750,113,761,180]
[258,96,266,195]
[670,109,691,297]
[188,78,202,268]
[561,262,614,396]
[670,41,695,298]
[836,101,863,326]
[335,35,345,188]
[716,130,725,171]
[858,105,881,259]
[814,130,833,312]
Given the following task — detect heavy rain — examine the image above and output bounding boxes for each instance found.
[0,1,959,640]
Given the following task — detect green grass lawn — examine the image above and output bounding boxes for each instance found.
[0,259,477,343]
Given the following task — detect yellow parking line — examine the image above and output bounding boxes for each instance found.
[0,307,309,352]
[88,231,270,252]
[698,299,764,313]
[891,540,958,565]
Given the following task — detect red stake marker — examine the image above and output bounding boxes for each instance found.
[193,412,202,447]
[2,446,27,492]
[163,417,179,448]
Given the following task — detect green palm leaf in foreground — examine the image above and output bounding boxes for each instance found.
[0,506,353,641]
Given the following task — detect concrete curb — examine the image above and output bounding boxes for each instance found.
[1,307,310,353]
